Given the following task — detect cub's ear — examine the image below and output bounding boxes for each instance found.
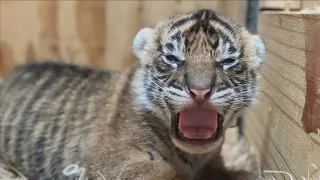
[133,28,154,60]
[251,35,266,68]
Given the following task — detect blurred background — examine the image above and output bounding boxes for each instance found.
[0,0,250,75]
[0,0,316,75]
[0,0,319,179]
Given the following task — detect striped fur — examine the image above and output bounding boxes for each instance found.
[0,9,264,180]
[0,61,116,179]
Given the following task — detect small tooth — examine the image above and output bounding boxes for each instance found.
[204,134,212,139]
[183,133,194,139]
[183,133,212,139]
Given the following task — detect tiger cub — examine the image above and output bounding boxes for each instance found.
[0,9,265,180]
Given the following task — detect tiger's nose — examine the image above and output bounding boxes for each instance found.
[189,88,212,103]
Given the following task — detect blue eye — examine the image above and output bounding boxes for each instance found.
[166,55,180,63]
[162,55,183,67]
[220,58,238,70]
[221,58,236,66]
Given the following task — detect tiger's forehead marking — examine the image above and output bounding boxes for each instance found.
[168,20,197,38]
[209,21,236,43]
[155,10,244,64]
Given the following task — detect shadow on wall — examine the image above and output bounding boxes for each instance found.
[0,41,15,77]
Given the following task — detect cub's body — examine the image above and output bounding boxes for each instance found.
[0,62,221,180]
[0,9,265,180]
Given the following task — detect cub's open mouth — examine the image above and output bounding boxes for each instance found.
[172,107,223,145]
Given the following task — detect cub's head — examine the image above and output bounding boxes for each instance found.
[132,9,265,154]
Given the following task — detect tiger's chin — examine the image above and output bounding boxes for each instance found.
[170,107,225,154]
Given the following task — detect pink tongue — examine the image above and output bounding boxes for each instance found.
[178,107,218,139]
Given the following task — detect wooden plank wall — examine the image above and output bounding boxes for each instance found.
[2,1,319,178]
[245,12,320,179]
[260,0,301,10]
[260,0,320,10]
[0,0,247,77]
[301,0,320,9]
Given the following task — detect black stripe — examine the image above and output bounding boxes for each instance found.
[147,137,167,162]
[188,22,201,34]
[121,67,137,101]
[155,82,164,93]
[34,74,76,176]
[147,85,156,102]
[239,45,245,59]
[170,9,209,30]
[249,69,256,80]
[236,63,248,74]
[50,128,68,179]
[49,75,84,179]
[156,74,169,81]
[206,27,219,49]
[217,30,234,45]
[29,79,69,175]
[170,31,181,43]
[234,75,247,84]
[224,100,233,114]
[208,38,219,50]
[59,71,91,166]
[3,98,26,165]
[234,64,245,74]
[154,98,168,118]
[23,70,63,174]
[171,16,193,30]
[169,91,184,98]
[34,136,46,176]
[14,73,56,174]
[47,69,83,140]
[145,64,152,70]
[131,144,144,152]
[167,79,181,90]
[33,78,73,177]
[156,38,163,52]
[147,136,157,161]
[171,83,183,91]
[229,109,242,124]
[236,115,244,139]
[228,46,237,54]
[148,151,155,161]
[155,64,167,74]
[3,68,44,164]
[163,98,171,109]
[191,9,207,20]
[184,38,190,52]
[215,92,231,100]
[176,149,193,167]
[209,12,236,36]
[206,27,218,38]
[165,43,175,51]
[216,83,229,92]
[229,78,240,87]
